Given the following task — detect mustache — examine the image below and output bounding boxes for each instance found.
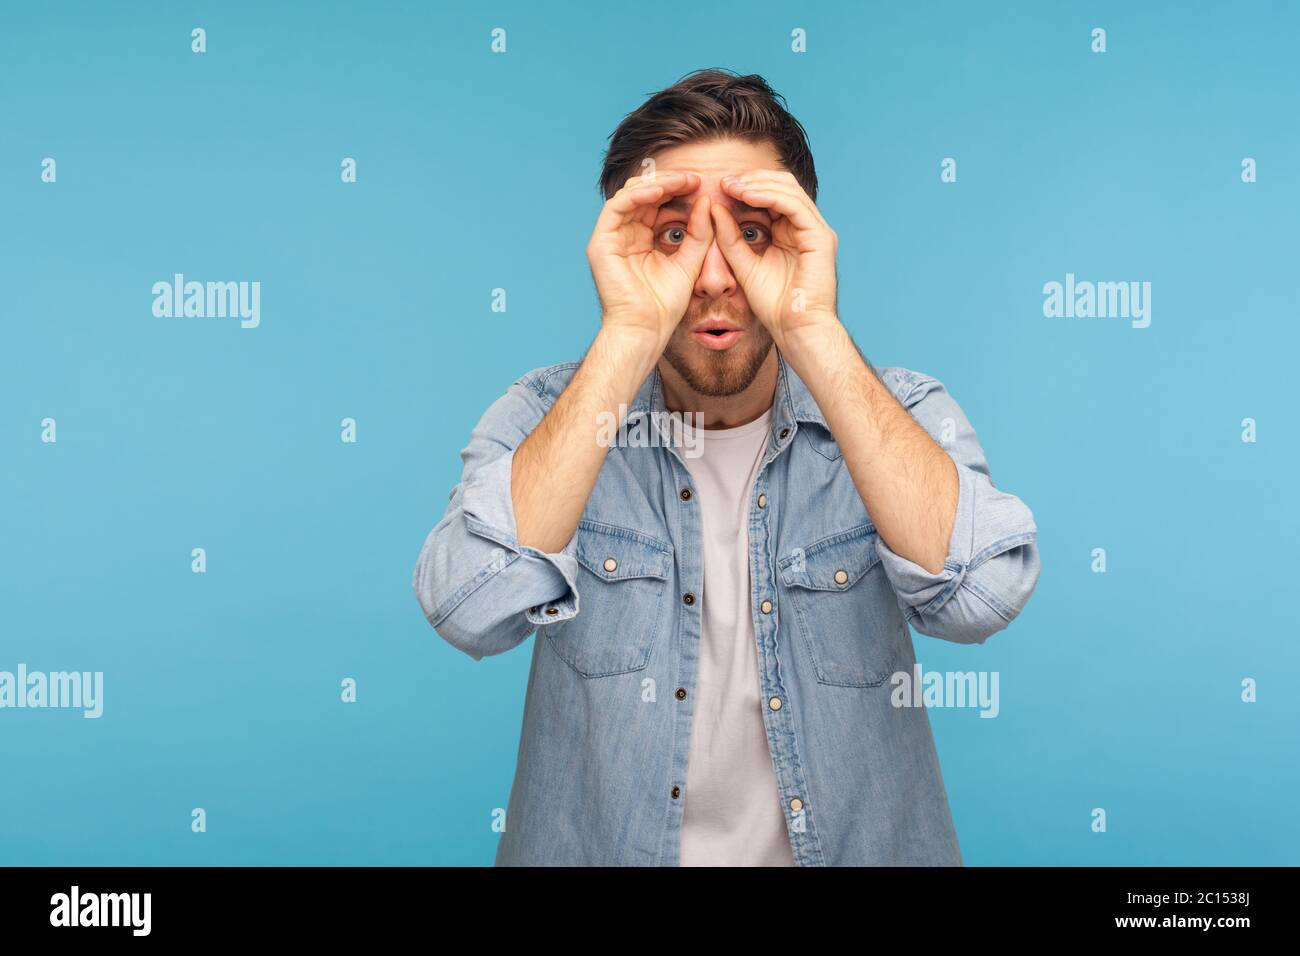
[683,300,748,324]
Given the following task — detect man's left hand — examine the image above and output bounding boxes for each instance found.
[711,169,840,350]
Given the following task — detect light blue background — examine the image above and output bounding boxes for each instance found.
[2,0,1296,865]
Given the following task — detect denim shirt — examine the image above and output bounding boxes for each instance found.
[412,353,1040,866]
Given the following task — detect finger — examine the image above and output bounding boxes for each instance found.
[608,171,698,215]
[669,193,714,280]
[620,169,696,191]
[595,172,700,236]
[709,201,761,282]
[720,175,825,233]
[729,168,806,192]
[724,169,825,222]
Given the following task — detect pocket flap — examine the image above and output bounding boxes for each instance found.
[779,524,880,591]
[574,520,672,581]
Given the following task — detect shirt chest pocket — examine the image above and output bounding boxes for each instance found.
[543,521,673,678]
[778,524,907,688]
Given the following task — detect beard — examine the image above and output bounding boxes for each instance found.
[661,300,774,398]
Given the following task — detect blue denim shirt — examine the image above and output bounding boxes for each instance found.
[412,352,1040,866]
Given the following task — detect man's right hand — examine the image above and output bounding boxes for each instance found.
[586,171,713,352]
[511,172,711,555]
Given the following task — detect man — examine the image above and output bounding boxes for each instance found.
[413,69,1040,866]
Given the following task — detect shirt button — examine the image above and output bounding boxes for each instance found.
[675,688,687,701]
[789,797,804,813]
[757,493,768,508]
[760,600,773,614]
[768,696,782,711]
[834,569,849,585]
[779,428,790,440]
[671,786,681,799]
[545,607,559,616]
[683,592,696,606]
[603,557,618,573]
[680,488,692,501]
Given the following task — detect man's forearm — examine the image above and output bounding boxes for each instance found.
[511,326,660,554]
[780,320,958,574]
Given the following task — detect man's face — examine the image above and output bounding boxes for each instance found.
[650,138,783,397]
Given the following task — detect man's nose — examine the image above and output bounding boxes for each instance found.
[693,239,737,300]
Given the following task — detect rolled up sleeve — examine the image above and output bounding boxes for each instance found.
[873,373,1040,644]
[412,374,581,660]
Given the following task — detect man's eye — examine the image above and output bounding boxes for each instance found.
[741,224,768,244]
[659,226,687,245]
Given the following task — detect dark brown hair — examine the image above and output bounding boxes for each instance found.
[598,68,818,201]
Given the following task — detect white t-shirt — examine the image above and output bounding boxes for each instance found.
[677,407,795,867]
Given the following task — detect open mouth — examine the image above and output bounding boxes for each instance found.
[691,326,743,350]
